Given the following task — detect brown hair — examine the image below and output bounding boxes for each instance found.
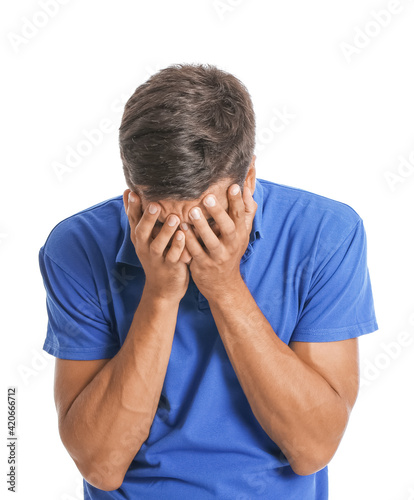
[118,63,255,201]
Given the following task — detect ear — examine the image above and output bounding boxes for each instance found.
[123,189,131,213]
[244,155,256,195]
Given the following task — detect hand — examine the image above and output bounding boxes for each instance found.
[181,184,258,302]
[123,189,190,302]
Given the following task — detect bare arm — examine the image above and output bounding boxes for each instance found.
[57,189,190,491]
[57,287,180,491]
[180,181,360,476]
[207,279,359,476]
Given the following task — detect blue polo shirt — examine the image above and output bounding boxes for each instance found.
[39,177,378,499]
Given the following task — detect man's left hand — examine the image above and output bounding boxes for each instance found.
[181,184,257,301]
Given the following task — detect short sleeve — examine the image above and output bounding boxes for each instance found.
[291,218,379,342]
[39,247,120,360]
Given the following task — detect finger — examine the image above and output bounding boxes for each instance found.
[227,184,246,234]
[164,231,186,263]
[134,202,161,246]
[200,194,235,242]
[181,223,208,261]
[149,215,181,257]
[179,245,193,265]
[242,186,258,232]
[188,207,221,253]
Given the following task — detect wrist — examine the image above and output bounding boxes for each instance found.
[142,283,183,307]
[205,275,246,307]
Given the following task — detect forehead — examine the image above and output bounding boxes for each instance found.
[137,179,232,207]
[137,180,232,226]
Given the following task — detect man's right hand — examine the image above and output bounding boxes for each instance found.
[123,189,190,302]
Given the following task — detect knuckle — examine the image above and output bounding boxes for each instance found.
[226,224,236,235]
[164,252,176,263]
[134,225,143,241]
[216,257,225,266]
[210,241,220,251]
[149,242,163,256]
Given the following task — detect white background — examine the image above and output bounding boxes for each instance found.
[1,1,413,499]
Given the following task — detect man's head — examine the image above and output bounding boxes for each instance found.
[141,166,256,252]
[119,63,256,202]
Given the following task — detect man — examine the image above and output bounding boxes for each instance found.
[39,63,378,499]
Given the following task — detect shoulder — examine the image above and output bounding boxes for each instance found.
[258,178,361,223]
[40,195,124,275]
[257,178,363,257]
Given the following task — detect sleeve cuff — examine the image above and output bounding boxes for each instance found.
[42,340,120,360]
[290,319,379,342]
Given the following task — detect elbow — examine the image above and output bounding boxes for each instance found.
[284,438,339,477]
[68,454,124,492]
[77,452,126,491]
[291,409,349,476]
[84,470,124,492]
[291,458,329,476]
[58,415,129,491]
[289,445,338,476]
[59,426,125,492]
[75,453,127,492]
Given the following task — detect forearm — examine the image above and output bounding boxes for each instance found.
[60,285,180,490]
[208,278,348,476]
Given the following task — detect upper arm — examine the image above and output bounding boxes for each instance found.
[290,219,378,344]
[288,338,359,415]
[54,357,112,428]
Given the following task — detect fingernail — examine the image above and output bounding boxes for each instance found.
[190,208,201,220]
[168,215,178,226]
[148,204,157,214]
[176,232,183,241]
[231,185,240,196]
[129,192,136,203]
[181,222,188,231]
[204,195,216,207]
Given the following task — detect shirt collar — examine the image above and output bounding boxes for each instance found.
[116,178,264,268]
